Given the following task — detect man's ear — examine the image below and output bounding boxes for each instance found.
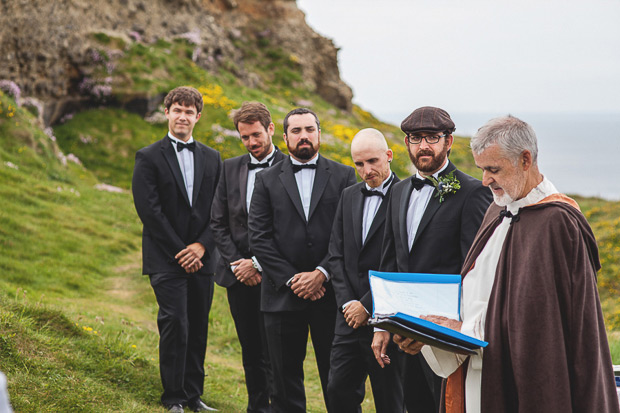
[521,150,532,171]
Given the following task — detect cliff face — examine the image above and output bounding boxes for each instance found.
[0,0,352,123]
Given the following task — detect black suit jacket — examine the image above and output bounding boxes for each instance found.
[248,155,357,312]
[210,148,287,287]
[328,175,400,336]
[132,135,222,275]
[381,161,492,274]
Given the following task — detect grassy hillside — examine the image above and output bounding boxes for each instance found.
[1,31,619,412]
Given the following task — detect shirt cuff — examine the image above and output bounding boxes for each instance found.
[251,256,263,273]
[316,266,330,281]
[286,276,295,287]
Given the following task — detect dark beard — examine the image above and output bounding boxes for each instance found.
[409,142,449,173]
[289,139,319,160]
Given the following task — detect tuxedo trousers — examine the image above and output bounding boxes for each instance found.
[327,329,406,413]
[403,353,443,413]
[150,272,214,406]
[263,303,336,413]
[226,282,272,413]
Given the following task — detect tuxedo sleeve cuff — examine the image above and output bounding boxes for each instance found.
[251,256,263,273]
[316,266,330,281]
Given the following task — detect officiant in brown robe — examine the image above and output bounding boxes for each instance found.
[395,115,619,413]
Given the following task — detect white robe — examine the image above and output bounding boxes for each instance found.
[421,177,558,412]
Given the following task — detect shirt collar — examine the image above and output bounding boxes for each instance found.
[290,154,319,166]
[249,145,276,164]
[168,132,194,144]
[365,171,394,194]
[506,175,558,214]
[415,159,449,180]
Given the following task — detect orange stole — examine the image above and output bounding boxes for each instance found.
[444,363,466,413]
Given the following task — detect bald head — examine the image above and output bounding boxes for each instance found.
[351,128,393,188]
[351,128,389,153]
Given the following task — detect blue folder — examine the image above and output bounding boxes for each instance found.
[368,271,488,355]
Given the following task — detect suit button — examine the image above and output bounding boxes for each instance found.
[307,242,313,247]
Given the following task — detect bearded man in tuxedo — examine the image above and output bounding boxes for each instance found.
[248,108,356,412]
[376,106,492,412]
[210,101,285,412]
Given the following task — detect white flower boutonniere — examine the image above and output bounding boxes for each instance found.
[427,171,461,203]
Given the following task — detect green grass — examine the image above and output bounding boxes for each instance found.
[1,30,619,412]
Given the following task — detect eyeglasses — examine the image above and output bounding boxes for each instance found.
[405,133,447,145]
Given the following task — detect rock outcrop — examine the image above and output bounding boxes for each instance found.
[0,0,352,124]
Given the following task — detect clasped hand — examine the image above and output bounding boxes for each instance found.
[290,270,325,301]
[343,301,369,329]
[231,258,262,286]
[175,242,205,273]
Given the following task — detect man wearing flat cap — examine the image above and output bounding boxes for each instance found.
[374,106,492,412]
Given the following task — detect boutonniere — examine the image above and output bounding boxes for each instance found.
[427,171,461,203]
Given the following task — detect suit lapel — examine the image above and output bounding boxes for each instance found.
[399,180,413,251]
[363,176,399,248]
[161,137,191,206]
[308,156,330,221]
[279,158,307,222]
[192,143,206,207]
[412,161,457,246]
[239,155,250,214]
[412,193,441,246]
[351,186,364,249]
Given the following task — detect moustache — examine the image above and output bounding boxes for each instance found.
[416,150,434,158]
[297,139,313,148]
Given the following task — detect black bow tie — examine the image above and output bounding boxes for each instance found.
[499,209,520,224]
[248,162,270,170]
[175,141,196,152]
[361,187,385,198]
[292,163,317,173]
[411,177,434,191]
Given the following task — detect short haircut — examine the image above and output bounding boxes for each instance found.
[471,115,538,165]
[233,101,272,132]
[164,86,203,113]
[283,108,320,135]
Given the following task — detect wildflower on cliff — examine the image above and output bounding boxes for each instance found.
[0,80,21,104]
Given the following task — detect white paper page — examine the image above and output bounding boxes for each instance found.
[371,277,460,319]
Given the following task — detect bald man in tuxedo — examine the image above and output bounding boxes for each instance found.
[327,128,405,413]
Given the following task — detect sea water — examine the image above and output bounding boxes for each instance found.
[377,111,620,201]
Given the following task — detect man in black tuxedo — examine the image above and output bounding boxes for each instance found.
[376,107,492,412]
[326,128,405,413]
[210,101,285,412]
[248,108,356,412]
[132,86,221,413]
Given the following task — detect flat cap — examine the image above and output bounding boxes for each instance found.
[401,106,455,134]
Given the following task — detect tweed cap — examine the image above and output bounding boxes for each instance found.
[401,106,455,134]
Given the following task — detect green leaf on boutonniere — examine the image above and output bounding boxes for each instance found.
[427,171,461,203]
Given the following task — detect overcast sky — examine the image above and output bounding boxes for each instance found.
[296,0,620,121]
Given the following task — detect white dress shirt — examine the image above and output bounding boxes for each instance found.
[406,161,449,251]
[421,176,558,413]
[230,146,277,275]
[344,173,394,312]
[168,132,195,206]
[288,154,329,281]
[362,173,394,244]
[291,155,318,220]
[246,146,277,211]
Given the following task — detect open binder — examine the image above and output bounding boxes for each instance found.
[368,270,488,355]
